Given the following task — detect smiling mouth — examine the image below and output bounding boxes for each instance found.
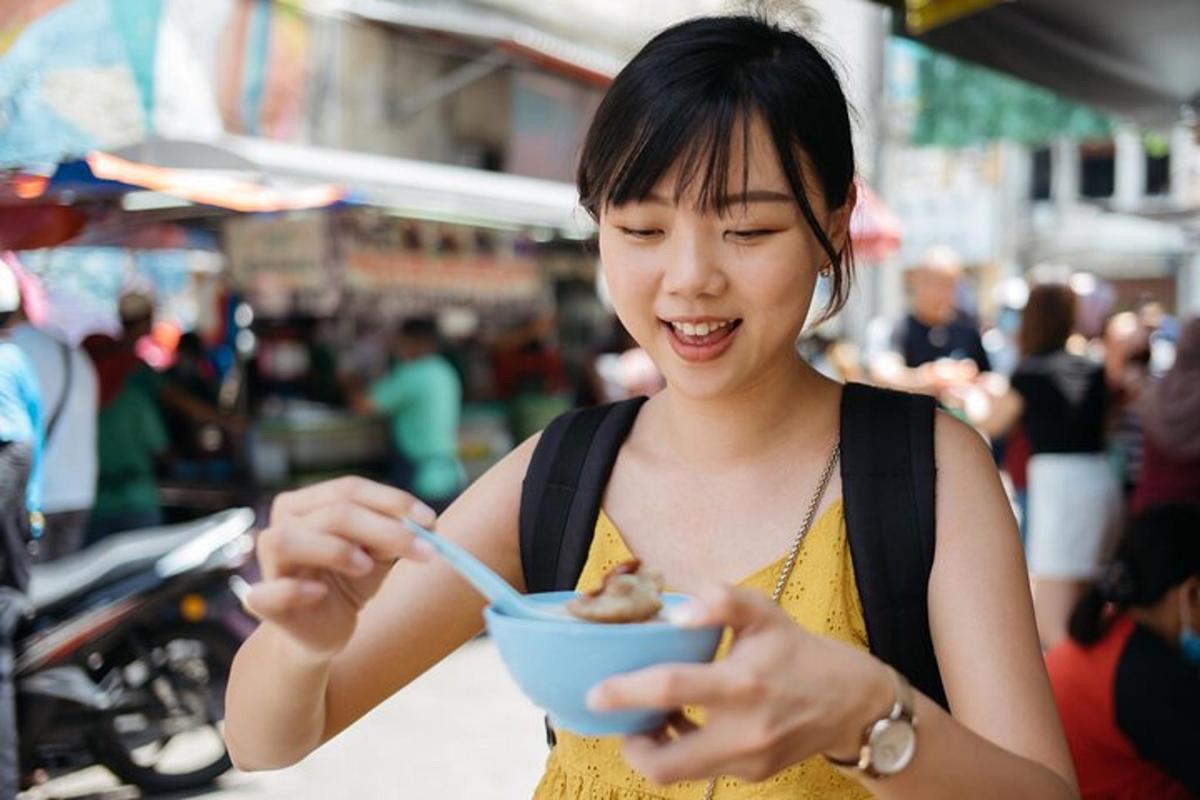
[661,318,743,350]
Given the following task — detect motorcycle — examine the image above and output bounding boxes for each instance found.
[15,507,257,794]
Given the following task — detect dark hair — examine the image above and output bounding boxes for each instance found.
[177,331,206,357]
[1068,504,1200,645]
[577,15,857,320]
[399,317,438,342]
[1018,283,1076,357]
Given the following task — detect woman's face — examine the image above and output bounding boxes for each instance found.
[597,116,852,400]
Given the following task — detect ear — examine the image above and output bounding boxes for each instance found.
[827,181,858,256]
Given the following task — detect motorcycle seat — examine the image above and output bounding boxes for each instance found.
[28,509,255,612]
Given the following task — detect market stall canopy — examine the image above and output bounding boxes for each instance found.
[37,151,347,212]
[875,0,1200,125]
[221,134,591,237]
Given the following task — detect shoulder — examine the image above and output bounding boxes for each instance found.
[934,409,995,477]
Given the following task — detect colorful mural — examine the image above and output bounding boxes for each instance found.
[0,0,313,168]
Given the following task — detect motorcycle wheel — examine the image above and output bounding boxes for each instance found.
[92,622,239,794]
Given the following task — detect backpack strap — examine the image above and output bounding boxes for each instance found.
[839,382,948,709]
[520,397,648,595]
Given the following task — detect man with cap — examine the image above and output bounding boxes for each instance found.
[0,260,41,800]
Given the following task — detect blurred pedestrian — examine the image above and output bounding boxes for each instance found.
[1131,317,1200,513]
[0,262,41,800]
[10,312,97,561]
[1103,312,1151,496]
[1046,504,1200,799]
[84,294,240,540]
[867,245,991,395]
[163,331,230,479]
[347,317,465,512]
[997,282,1121,648]
[83,293,169,541]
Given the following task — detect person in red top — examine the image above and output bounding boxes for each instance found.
[1131,317,1200,514]
[1046,504,1200,799]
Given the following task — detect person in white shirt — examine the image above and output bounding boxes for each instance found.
[10,322,98,561]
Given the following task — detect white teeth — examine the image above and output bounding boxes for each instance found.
[671,320,734,337]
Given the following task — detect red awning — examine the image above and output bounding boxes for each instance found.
[850,181,902,262]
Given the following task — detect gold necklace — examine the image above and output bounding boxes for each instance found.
[700,440,841,800]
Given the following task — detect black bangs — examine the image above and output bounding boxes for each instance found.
[577,15,858,320]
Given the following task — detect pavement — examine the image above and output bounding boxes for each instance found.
[22,638,550,800]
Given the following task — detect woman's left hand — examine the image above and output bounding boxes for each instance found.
[586,585,894,785]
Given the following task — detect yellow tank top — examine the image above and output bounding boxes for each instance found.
[533,499,871,800]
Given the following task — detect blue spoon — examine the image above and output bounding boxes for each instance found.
[401,517,575,622]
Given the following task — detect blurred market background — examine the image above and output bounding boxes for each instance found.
[2,0,1200,797]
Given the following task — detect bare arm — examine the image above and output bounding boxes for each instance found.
[856,413,1075,798]
[225,434,537,770]
[590,414,1077,797]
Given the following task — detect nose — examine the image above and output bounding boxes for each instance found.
[661,228,727,299]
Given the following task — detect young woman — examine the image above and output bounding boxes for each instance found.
[226,16,1077,799]
[998,284,1122,648]
[1046,504,1200,799]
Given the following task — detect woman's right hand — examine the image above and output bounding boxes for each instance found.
[244,476,438,662]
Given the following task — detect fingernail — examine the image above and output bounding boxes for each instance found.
[408,502,437,526]
[299,581,327,599]
[409,539,437,561]
[586,685,609,710]
[351,550,375,574]
[665,601,704,627]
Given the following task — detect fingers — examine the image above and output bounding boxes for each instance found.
[680,584,787,632]
[589,662,763,712]
[271,476,436,526]
[622,725,752,785]
[244,577,328,619]
[270,526,380,577]
[301,502,434,562]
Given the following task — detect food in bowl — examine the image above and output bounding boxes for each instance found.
[565,559,665,623]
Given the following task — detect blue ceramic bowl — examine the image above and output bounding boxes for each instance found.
[484,591,723,736]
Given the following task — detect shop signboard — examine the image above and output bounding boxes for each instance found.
[223,212,332,293]
[339,210,542,304]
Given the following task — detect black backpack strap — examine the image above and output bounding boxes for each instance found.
[519,397,648,595]
[840,382,948,709]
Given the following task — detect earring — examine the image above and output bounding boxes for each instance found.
[819,261,833,278]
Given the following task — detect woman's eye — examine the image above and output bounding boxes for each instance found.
[618,226,663,240]
[726,229,778,241]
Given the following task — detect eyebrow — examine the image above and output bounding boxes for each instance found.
[641,190,795,207]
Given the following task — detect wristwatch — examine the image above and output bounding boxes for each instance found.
[825,667,918,778]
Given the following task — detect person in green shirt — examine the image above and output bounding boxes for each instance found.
[83,294,169,542]
[351,318,464,511]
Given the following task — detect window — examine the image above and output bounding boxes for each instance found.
[1079,140,1115,199]
[1145,147,1170,196]
[1030,146,1052,200]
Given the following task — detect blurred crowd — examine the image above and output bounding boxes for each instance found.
[0,242,1197,796]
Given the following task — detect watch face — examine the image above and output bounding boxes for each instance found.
[869,719,916,775]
